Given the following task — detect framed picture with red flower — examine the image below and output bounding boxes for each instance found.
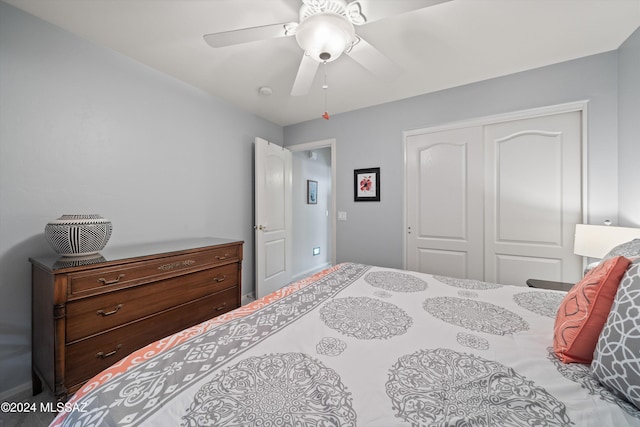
[354,167,380,202]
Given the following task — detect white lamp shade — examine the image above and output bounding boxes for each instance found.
[295,13,355,63]
[574,224,640,259]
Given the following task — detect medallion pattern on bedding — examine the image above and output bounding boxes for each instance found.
[458,290,479,298]
[423,297,529,335]
[386,348,572,426]
[434,275,504,290]
[59,263,371,426]
[319,296,413,339]
[364,271,428,292]
[456,332,490,350]
[316,337,347,356]
[182,353,357,426]
[513,291,565,318]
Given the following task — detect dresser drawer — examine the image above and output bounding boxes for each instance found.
[67,246,241,297]
[66,263,239,342]
[65,287,239,387]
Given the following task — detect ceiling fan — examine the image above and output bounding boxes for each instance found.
[203,0,449,96]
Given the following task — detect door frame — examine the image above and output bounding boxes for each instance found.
[289,138,337,268]
[402,100,589,270]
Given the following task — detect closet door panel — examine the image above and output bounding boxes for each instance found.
[417,249,468,279]
[495,134,562,245]
[417,144,466,238]
[484,112,582,286]
[495,254,563,287]
[406,126,484,279]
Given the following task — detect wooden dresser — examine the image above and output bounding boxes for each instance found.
[30,237,243,402]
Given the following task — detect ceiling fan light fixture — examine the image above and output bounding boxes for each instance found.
[295,12,355,63]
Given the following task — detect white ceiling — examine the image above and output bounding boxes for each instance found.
[4,0,640,126]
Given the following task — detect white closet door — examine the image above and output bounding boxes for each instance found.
[406,126,484,279]
[483,111,583,285]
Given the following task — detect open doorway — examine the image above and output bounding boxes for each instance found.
[289,139,336,281]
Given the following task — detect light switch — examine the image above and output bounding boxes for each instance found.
[338,211,347,221]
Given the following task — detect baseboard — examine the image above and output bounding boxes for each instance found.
[241,292,255,305]
[243,263,330,304]
[292,262,331,282]
[0,381,31,402]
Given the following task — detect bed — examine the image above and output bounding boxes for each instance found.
[50,262,640,426]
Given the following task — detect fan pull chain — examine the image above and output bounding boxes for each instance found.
[322,61,330,120]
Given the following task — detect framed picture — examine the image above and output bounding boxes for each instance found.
[354,167,380,202]
[307,180,318,204]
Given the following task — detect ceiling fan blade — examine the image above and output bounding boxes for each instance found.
[352,0,451,24]
[203,22,295,48]
[347,37,400,81]
[291,54,320,96]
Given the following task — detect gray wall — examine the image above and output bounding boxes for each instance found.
[618,27,640,227]
[284,52,620,269]
[0,2,282,396]
[292,148,332,280]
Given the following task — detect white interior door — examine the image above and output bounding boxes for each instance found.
[406,126,485,279]
[255,137,293,299]
[484,111,583,285]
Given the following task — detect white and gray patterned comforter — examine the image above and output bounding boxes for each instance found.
[51,263,640,426]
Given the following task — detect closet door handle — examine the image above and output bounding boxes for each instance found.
[96,304,124,317]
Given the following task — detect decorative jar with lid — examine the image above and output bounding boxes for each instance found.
[45,214,112,256]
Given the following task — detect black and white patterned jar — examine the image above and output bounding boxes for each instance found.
[45,214,112,257]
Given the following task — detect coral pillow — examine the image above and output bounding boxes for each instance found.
[553,256,631,364]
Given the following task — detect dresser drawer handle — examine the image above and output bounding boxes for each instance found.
[96,304,124,317]
[158,260,196,271]
[215,254,230,260]
[97,274,125,286]
[215,302,227,312]
[213,275,226,283]
[96,344,122,359]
